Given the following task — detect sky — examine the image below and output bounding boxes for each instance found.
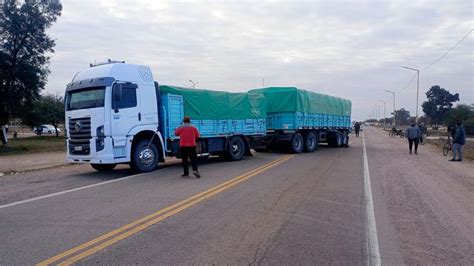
[45,0,473,121]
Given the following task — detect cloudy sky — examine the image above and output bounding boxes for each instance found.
[45,0,473,121]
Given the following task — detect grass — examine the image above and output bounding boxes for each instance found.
[426,137,474,161]
[0,136,66,156]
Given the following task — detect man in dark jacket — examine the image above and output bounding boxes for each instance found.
[449,122,466,162]
[354,122,361,137]
[405,121,421,154]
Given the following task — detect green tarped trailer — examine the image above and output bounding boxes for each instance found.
[158,85,266,161]
[249,87,352,153]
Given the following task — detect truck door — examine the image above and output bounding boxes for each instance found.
[111,83,141,157]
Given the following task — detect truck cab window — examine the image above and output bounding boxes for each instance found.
[116,86,137,109]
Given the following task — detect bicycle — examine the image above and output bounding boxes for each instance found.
[442,136,452,156]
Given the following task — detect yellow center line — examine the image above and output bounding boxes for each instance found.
[38,155,294,266]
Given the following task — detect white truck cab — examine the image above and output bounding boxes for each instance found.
[65,62,165,172]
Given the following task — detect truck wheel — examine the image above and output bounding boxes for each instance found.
[227,136,245,161]
[343,133,349,148]
[336,133,343,147]
[290,133,304,153]
[130,140,159,172]
[304,132,317,152]
[91,163,117,171]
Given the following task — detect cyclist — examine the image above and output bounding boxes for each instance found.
[419,123,427,143]
[449,121,466,162]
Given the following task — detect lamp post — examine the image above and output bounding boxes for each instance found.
[384,90,396,127]
[379,100,387,127]
[401,66,420,122]
[375,106,381,125]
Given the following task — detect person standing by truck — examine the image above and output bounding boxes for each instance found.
[449,121,466,162]
[175,116,201,178]
[405,120,421,154]
[354,122,361,137]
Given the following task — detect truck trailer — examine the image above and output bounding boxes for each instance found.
[249,87,352,153]
[65,62,266,172]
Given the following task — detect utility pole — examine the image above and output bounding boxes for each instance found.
[379,100,387,127]
[373,107,379,123]
[401,66,420,122]
[189,80,198,88]
[384,90,396,127]
[375,105,381,125]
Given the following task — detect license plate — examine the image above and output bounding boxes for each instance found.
[74,146,83,151]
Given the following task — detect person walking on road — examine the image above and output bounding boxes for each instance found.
[175,116,201,178]
[354,122,361,137]
[405,121,421,154]
[449,122,466,162]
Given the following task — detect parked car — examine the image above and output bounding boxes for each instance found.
[34,125,61,135]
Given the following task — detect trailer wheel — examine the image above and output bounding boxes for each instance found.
[91,163,117,171]
[130,140,159,172]
[290,133,304,154]
[227,136,245,161]
[343,133,349,148]
[304,132,317,152]
[336,132,343,147]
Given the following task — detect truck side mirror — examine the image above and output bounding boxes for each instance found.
[112,83,122,113]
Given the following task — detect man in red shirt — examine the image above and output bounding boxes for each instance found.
[174,116,201,178]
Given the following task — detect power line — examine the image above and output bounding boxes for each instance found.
[423,29,473,71]
[398,73,417,94]
[396,29,473,96]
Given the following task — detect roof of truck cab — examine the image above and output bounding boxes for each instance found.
[72,63,155,86]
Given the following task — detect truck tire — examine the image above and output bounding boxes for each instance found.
[336,132,343,147]
[226,136,245,161]
[130,140,159,172]
[343,133,349,148]
[304,132,317,152]
[91,163,117,171]
[289,133,304,154]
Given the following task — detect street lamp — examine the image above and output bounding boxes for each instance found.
[375,106,381,124]
[379,100,387,127]
[401,66,420,122]
[384,90,396,127]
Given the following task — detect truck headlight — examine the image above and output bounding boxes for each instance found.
[97,125,105,138]
[96,125,105,151]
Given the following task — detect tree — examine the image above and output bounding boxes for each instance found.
[394,108,410,126]
[0,0,62,126]
[21,94,65,137]
[445,104,474,135]
[421,85,459,127]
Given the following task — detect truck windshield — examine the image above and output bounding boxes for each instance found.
[66,86,106,111]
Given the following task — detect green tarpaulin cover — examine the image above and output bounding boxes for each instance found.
[248,87,351,116]
[160,85,266,120]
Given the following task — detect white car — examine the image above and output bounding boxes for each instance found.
[34,125,61,135]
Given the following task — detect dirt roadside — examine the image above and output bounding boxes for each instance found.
[0,152,69,175]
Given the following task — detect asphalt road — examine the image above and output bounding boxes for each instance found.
[0,127,472,265]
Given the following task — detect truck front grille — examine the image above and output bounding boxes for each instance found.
[69,117,92,139]
[68,117,91,155]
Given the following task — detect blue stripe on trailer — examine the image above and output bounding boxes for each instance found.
[265,112,351,130]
